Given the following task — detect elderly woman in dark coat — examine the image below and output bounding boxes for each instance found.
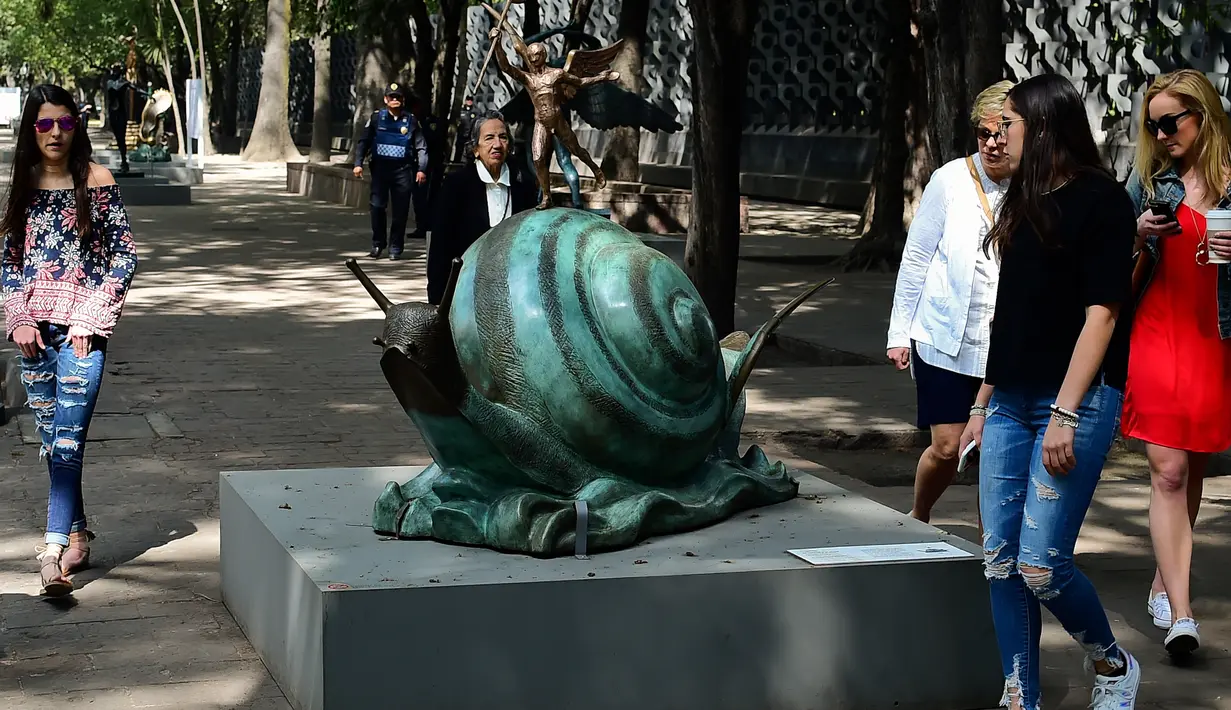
[426,110,538,304]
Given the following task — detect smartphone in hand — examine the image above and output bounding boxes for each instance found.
[957,439,980,474]
[1148,199,1177,224]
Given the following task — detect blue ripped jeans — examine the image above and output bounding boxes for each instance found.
[19,323,106,547]
[979,383,1125,710]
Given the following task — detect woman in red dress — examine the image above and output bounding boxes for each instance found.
[1124,69,1231,658]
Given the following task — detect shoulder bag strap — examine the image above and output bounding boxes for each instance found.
[966,155,995,224]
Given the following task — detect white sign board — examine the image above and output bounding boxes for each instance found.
[787,541,974,567]
[185,79,204,139]
[0,88,21,127]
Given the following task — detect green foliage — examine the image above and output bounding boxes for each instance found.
[0,0,265,87]
[0,0,157,79]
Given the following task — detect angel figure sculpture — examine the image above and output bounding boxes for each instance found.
[487,21,622,210]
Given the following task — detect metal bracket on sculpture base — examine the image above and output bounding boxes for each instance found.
[574,500,589,559]
[392,499,415,540]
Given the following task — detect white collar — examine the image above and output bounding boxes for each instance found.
[476,161,510,187]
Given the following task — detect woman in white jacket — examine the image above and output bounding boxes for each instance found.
[886,80,1015,523]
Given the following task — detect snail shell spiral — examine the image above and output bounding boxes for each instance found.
[448,209,729,488]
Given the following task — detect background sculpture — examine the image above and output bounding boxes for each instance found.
[104,63,148,174]
[486,15,620,209]
[487,8,684,208]
[131,88,174,163]
[347,209,830,557]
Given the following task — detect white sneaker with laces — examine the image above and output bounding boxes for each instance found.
[1147,591,1171,629]
[1164,617,1200,656]
[1090,650,1140,710]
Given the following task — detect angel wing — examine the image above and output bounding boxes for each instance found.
[558,40,625,103]
[565,83,684,133]
[562,40,624,78]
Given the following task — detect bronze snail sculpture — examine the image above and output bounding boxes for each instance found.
[347,208,831,557]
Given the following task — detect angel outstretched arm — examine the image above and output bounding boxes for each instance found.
[562,70,620,89]
[481,5,536,69]
[488,29,530,85]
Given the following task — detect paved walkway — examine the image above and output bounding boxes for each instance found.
[0,152,1227,709]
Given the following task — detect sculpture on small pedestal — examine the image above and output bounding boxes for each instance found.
[131,88,174,163]
[104,62,147,173]
[347,209,831,557]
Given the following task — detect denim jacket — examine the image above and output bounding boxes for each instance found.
[1125,167,1231,339]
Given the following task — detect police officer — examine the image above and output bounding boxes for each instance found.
[354,82,429,260]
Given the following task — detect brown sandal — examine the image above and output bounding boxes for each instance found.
[37,544,73,597]
[60,529,95,576]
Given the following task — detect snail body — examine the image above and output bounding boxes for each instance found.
[348,208,830,556]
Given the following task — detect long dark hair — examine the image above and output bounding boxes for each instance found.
[1,84,95,246]
[984,74,1111,255]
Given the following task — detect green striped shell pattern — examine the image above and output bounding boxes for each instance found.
[447,208,730,490]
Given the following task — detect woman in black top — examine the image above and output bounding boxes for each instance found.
[958,75,1141,710]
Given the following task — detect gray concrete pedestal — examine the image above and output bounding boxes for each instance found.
[220,465,1002,710]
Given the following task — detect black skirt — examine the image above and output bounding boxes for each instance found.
[912,341,984,428]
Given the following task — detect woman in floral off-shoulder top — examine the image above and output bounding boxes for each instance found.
[1,84,138,596]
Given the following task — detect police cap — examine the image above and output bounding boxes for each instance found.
[384,82,406,98]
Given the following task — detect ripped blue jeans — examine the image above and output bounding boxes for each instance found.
[979,383,1124,710]
[19,323,106,547]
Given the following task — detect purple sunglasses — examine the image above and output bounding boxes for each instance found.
[34,115,78,133]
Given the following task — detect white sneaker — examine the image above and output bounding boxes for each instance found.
[1147,591,1171,629]
[1165,617,1201,657]
[1090,650,1140,710]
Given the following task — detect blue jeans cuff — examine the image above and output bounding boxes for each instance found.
[45,532,70,547]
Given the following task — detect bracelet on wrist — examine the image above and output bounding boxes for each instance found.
[970,405,990,418]
[1049,404,1079,420]
[1049,404,1080,429]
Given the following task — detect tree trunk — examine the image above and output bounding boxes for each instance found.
[156,0,188,157]
[241,0,300,161]
[682,0,760,338]
[168,0,209,155]
[192,0,214,155]
[449,6,471,156]
[167,1,199,105]
[348,0,414,160]
[219,1,245,141]
[600,0,650,182]
[915,0,1002,164]
[840,0,1004,271]
[309,0,333,163]
[408,0,435,107]
[838,0,925,271]
[433,0,465,120]
[962,0,1006,139]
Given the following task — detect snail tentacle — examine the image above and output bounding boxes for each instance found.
[725,278,836,416]
[345,258,394,314]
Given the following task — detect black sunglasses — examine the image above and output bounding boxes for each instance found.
[34,115,77,133]
[1145,109,1196,137]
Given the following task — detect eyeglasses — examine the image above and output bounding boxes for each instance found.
[1145,110,1196,137]
[34,115,77,133]
[977,118,1025,143]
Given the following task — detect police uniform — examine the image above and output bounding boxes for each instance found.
[355,83,429,259]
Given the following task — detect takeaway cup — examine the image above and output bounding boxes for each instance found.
[1206,209,1231,264]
